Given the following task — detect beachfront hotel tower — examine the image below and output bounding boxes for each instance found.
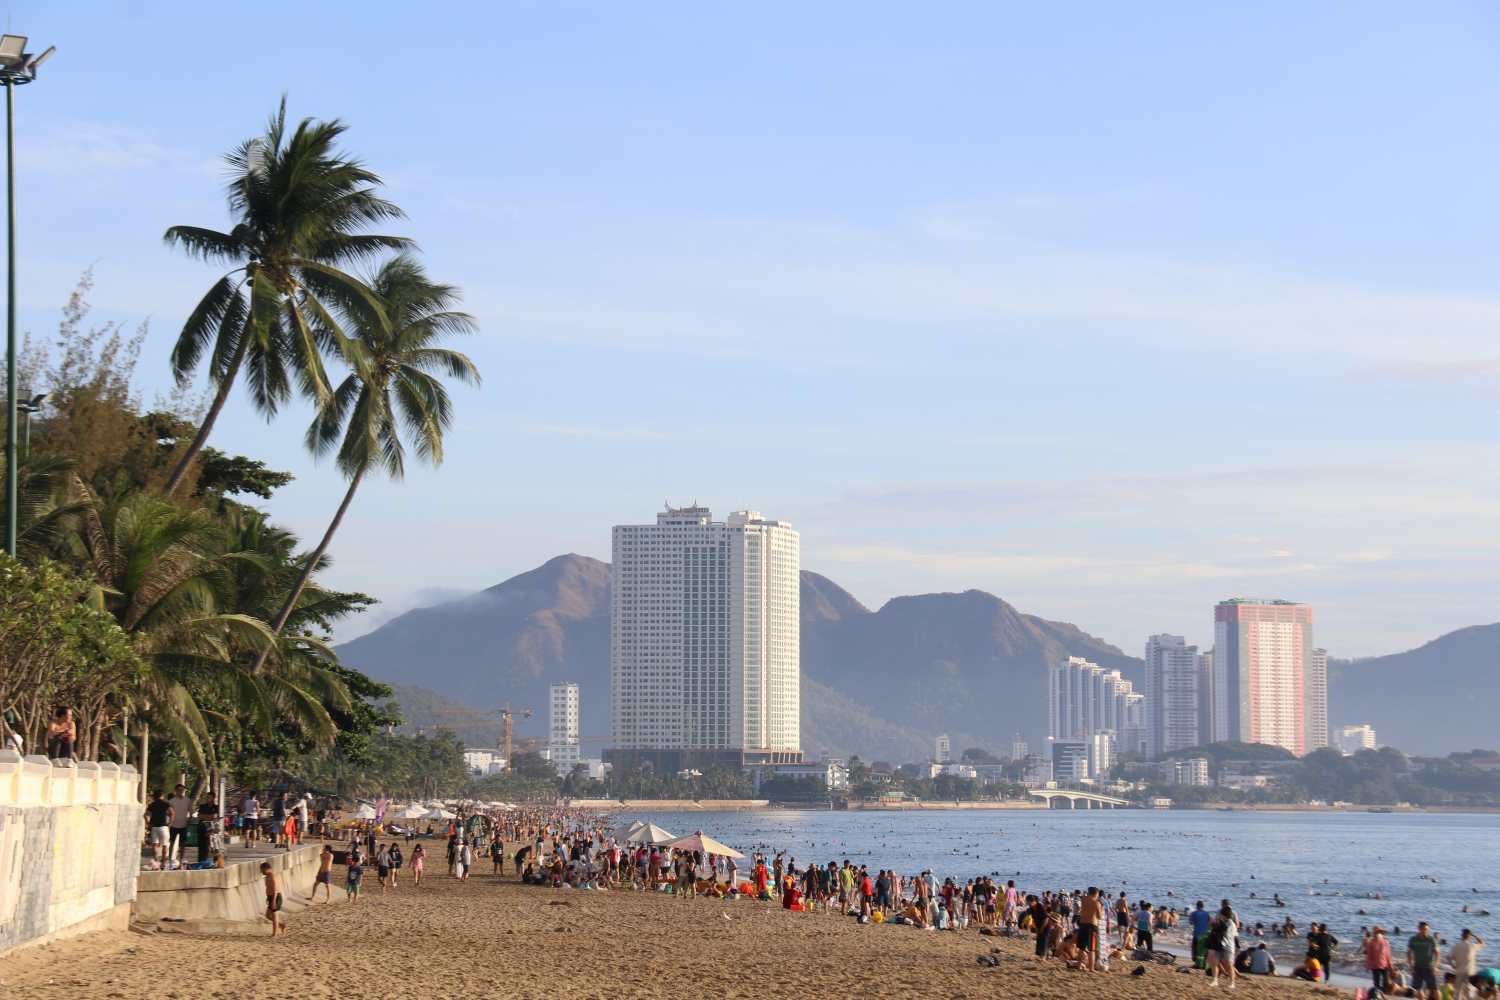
[1143,634,1202,757]
[609,505,801,770]
[1212,599,1319,757]
[548,683,581,774]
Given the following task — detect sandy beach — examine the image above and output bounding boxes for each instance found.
[2,846,1345,1000]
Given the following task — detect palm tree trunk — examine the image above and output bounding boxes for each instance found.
[139,717,151,806]
[251,466,367,673]
[163,334,251,495]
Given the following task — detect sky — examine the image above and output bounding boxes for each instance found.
[9,2,1500,656]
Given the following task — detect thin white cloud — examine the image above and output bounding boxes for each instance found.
[462,211,1500,369]
[26,122,219,179]
[520,421,671,442]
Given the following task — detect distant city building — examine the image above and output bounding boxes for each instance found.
[1197,649,1216,743]
[1172,757,1211,787]
[1009,734,1028,761]
[549,683,581,776]
[1308,648,1330,750]
[1212,599,1317,756]
[929,761,978,780]
[1334,724,1377,756]
[462,749,507,776]
[1048,656,1142,760]
[609,505,801,769]
[754,759,848,791]
[1144,634,1201,757]
[1089,732,1113,779]
[935,734,951,763]
[1051,739,1090,784]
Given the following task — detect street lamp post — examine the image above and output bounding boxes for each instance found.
[18,392,44,452]
[0,35,54,556]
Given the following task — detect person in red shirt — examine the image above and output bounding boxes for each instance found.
[859,867,875,919]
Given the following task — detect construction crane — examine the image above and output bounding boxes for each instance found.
[415,705,531,769]
[498,704,533,769]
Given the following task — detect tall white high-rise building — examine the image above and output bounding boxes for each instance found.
[1213,599,1316,756]
[935,734,951,763]
[610,505,801,767]
[1307,648,1329,751]
[1144,634,1201,757]
[1009,734,1029,761]
[1048,656,1142,759]
[549,683,581,774]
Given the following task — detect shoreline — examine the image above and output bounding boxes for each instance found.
[2,845,1351,1000]
[567,798,1500,814]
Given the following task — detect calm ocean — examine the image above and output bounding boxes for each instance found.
[633,807,1500,951]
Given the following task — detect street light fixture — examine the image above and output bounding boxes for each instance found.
[17,391,44,451]
[0,34,53,556]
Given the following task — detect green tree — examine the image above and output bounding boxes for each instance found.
[161,100,409,494]
[252,255,479,672]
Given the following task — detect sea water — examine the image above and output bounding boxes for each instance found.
[634,808,1500,952]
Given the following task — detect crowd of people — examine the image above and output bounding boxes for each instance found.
[144,796,1500,999]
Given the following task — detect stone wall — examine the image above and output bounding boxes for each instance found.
[0,749,141,954]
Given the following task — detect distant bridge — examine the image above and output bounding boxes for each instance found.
[1028,788,1131,809]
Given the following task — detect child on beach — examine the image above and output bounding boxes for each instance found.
[260,862,283,937]
[411,844,425,886]
[313,844,334,902]
[347,848,364,901]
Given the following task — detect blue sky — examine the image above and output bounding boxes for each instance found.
[11,2,1500,660]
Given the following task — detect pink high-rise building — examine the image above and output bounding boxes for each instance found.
[1212,599,1317,757]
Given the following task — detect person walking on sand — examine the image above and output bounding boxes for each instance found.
[1077,886,1105,972]
[411,844,425,886]
[1452,929,1485,1000]
[260,862,283,937]
[1364,925,1394,994]
[312,844,334,902]
[346,846,364,901]
[1207,902,1239,990]
[1408,922,1442,1000]
[389,843,402,887]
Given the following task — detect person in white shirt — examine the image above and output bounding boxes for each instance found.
[1453,929,1485,1000]
[240,791,261,846]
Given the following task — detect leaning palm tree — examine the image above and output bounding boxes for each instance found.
[69,489,349,775]
[161,98,410,494]
[251,255,480,672]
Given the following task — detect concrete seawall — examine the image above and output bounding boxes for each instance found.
[134,842,334,924]
[0,750,141,955]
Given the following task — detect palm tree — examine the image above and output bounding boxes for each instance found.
[161,99,410,494]
[70,489,350,776]
[251,255,480,672]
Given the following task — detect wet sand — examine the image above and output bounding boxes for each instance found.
[3,853,1344,1000]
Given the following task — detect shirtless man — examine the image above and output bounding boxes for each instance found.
[312,844,335,902]
[260,862,283,937]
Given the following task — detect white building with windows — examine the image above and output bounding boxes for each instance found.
[1144,634,1201,757]
[1335,724,1377,755]
[1172,757,1211,787]
[610,505,801,768]
[935,734,951,763]
[549,683,581,775]
[1308,648,1330,751]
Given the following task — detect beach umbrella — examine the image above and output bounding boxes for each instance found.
[614,820,646,841]
[667,831,745,859]
[626,823,678,846]
[353,804,377,820]
[425,808,456,820]
[397,805,428,820]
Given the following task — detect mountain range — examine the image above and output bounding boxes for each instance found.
[335,554,1499,761]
